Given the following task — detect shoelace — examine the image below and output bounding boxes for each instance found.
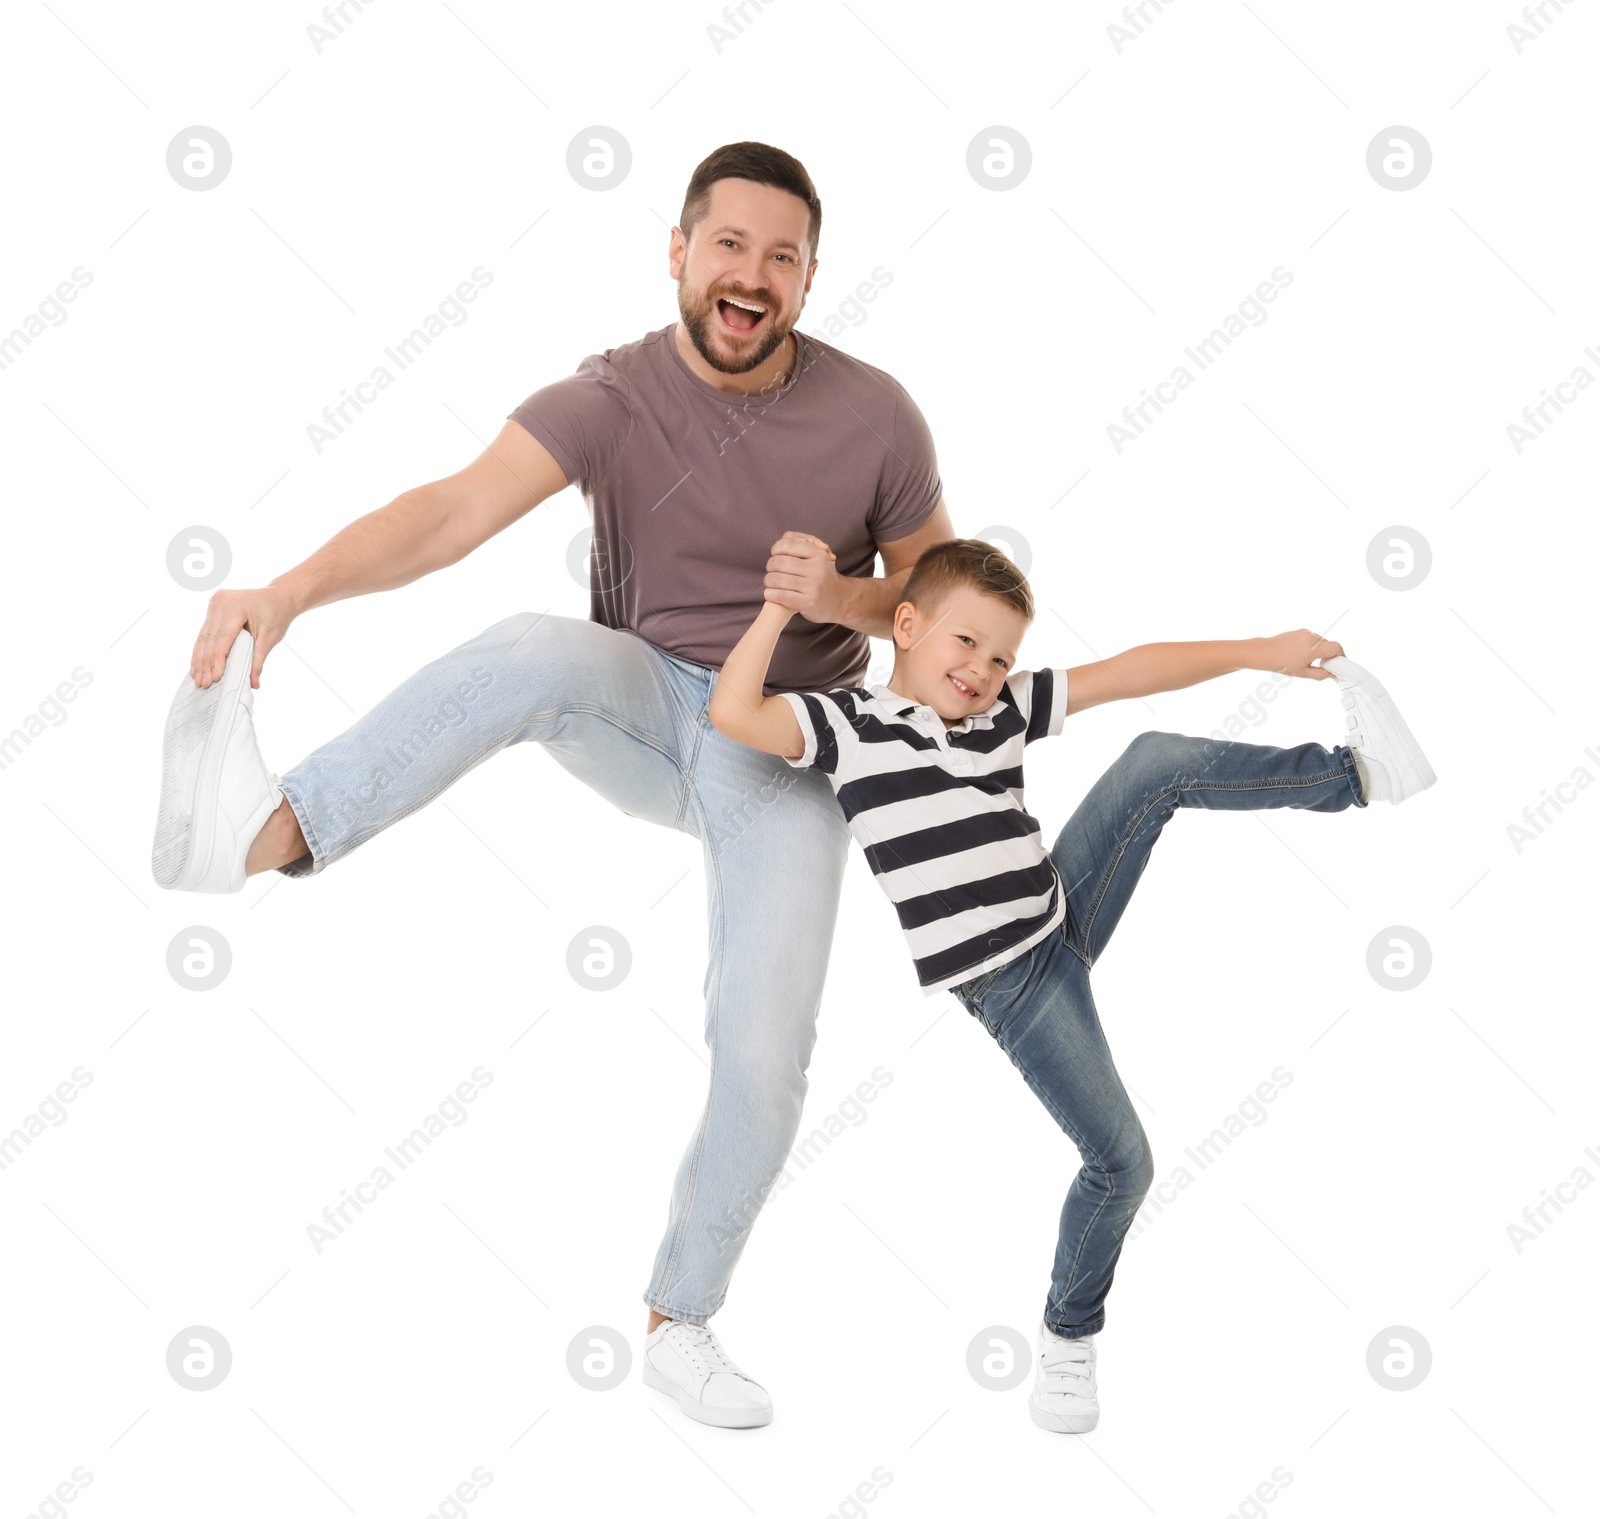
[667,1322,743,1377]
[1038,1338,1094,1394]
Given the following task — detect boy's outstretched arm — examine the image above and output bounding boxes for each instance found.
[1065,628,1345,715]
[708,601,809,760]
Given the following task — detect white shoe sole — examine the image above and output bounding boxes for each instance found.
[1029,1394,1099,1433]
[642,1364,773,1428]
[152,630,254,891]
[1321,655,1436,805]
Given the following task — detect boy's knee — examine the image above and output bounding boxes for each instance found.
[1123,729,1218,788]
[1129,1140,1156,1198]
[1113,1130,1156,1199]
[1125,729,1193,762]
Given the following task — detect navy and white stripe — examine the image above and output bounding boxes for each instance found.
[781,669,1070,995]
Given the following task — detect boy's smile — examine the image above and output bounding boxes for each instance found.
[886,582,1031,727]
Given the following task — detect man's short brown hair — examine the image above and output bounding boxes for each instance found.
[679,142,822,261]
[901,539,1034,623]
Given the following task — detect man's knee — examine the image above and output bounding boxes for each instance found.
[733,1053,811,1110]
[708,1052,812,1150]
[469,613,618,713]
[480,609,578,658]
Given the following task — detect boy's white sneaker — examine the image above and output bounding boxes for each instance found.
[642,1320,773,1428]
[151,629,283,893]
[1321,655,1436,806]
[1030,1321,1100,1433]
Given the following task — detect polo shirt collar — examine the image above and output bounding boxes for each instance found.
[866,681,1001,733]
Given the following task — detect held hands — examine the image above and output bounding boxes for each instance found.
[1258,628,1346,681]
[763,530,842,623]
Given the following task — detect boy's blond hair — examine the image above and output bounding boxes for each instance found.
[901,538,1034,624]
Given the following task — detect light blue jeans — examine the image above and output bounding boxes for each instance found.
[275,611,851,1323]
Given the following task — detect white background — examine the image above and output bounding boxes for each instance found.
[1,2,1595,1515]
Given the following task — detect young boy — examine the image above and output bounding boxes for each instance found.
[708,535,1434,1433]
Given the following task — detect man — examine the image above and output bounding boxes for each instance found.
[152,141,955,1428]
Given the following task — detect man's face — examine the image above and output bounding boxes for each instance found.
[671,177,815,375]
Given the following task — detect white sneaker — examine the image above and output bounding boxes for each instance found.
[1030,1321,1100,1433]
[1321,655,1436,806]
[152,629,283,893]
[642,1320,773,1428]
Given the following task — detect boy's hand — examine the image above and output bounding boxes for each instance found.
[764,531,843,622]
[1258,628,1345,680]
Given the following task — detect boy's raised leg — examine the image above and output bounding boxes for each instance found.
[1054,729,1365,968]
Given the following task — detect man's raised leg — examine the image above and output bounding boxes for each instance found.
[154,612,693,891]
[272,613,692,876]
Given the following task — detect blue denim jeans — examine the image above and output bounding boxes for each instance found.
[274,611,851,1324]
[950,729,1365,1339]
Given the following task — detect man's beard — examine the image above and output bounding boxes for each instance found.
[678,279,792,375]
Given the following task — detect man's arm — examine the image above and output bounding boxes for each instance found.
[763,499,956,640]
[189,420,569,689]
[707,601,808,760]
[1064,629,1346,716]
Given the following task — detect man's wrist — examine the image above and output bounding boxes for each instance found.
[832,570,893,637]
[269,569,314,619]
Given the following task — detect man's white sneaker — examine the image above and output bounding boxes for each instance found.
[1030,1321,1100,1433]
[642,1320,773,1428]
[152,629,283,893]
[1321,655,1436,806]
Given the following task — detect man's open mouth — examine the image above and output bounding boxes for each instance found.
[716,295,768,335]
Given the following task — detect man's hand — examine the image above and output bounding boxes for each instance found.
[190,586,298,690]
[1257,628,1345,681]
[763,531,843,622]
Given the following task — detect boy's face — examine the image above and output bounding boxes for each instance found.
[890,583,1030,724]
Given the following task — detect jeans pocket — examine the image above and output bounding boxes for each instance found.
[955,965,1000,1009]
[974,949,1038,1021]
[952,984,994,1035]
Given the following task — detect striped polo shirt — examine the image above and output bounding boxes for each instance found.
[781,669,1070,996]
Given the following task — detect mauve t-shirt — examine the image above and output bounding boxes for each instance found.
[505,324,943,695]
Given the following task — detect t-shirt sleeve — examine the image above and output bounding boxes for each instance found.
[506,352,635,490]
[1016,668,1070,744]
[868,382,944,543]
[778,690,861,775]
